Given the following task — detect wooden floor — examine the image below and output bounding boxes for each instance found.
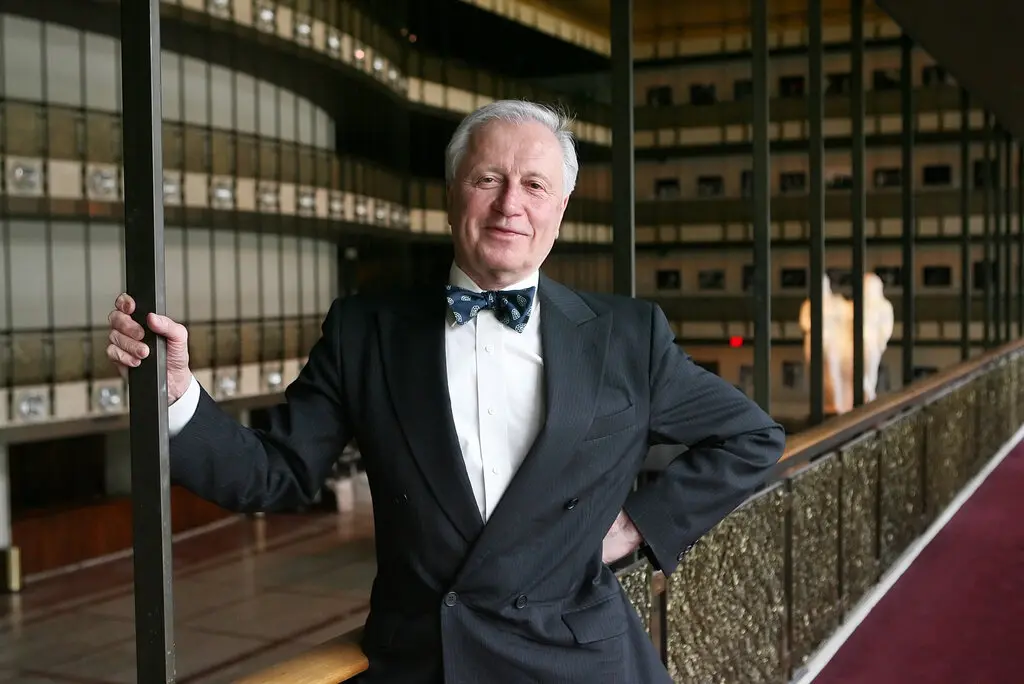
[0,477,375,684]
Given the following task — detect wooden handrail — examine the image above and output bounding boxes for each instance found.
[777,336,1024,471]
[233,629,368,684]
[236,336,1024,683]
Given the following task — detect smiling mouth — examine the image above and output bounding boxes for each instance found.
[485,226,525,236]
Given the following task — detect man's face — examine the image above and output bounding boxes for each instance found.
[447,119,570,289]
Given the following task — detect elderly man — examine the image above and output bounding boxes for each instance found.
[107,100,785,683]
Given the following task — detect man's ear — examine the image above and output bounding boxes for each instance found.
[445,183,454,227]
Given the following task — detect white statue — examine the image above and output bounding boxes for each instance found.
[799,275,854,414]
[799,272,895,414]
[861,273,894,402]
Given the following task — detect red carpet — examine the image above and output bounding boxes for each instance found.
[814,443,1024,684]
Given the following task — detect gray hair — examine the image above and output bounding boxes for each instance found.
[444,99,579,196]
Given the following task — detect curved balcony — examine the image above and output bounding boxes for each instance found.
[3,0,991,168]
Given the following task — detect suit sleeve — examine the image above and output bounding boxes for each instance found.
[622,304,786,575]
[168,298,353,513]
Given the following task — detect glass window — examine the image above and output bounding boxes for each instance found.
[922,164,952,187]
[655,269,681,291]
[698,269,725,290]
[782,361,803,388]
[689,84,717,106]
[646,85,673,106]
[923,266,953,287]
[780,268,808,289]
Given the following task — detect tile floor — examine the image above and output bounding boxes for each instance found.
[0,477,376,683]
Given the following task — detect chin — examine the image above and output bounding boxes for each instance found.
[477,250,528,275]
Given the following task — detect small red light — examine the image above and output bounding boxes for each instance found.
[729,336,743,348]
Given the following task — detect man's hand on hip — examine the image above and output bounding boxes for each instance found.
[602,509,644,564]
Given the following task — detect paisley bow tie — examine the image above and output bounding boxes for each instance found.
[445,284,536,333]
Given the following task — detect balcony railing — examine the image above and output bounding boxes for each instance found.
[233,334,1024,682]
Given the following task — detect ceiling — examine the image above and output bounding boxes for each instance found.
[524,0,889,41]
[877,0,1024,140]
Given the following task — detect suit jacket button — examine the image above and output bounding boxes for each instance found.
[444,592,458,607]
[515,595,528,609]
[564,498,579,510]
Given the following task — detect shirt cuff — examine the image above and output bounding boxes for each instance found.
[167,374,201,437]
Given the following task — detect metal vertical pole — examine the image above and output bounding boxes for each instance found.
[899,34,915,386]
[960,89,972,359]
[1018,143,1023,338]
[983,113,993,348]
[808,0,824,423]
[119,0,176,681]
[611,0,635,298]
[752,0,772,412]
[851,0,866,405]
[1004,133,1013,340]
[994,130,1003,343]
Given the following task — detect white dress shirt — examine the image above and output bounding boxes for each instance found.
[167,262,546,523]
[445,264,545,521]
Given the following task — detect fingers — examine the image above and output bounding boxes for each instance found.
[106,336,144,370]
[109,295,145,342]
[107,296,189,378]
[108,328,149,365]
[115,293,135,315]
[146,312,188,345]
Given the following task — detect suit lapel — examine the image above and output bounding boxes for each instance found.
[457,275,612,578]
[378,292,484,545]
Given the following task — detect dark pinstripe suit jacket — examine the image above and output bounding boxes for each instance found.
[169,274,786,684]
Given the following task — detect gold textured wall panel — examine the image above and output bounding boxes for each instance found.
[924,386,971,516]
[788,455,841,668]
[978,372,1003,462]
[1016,355,1024,426]
[616,560,653,635]
[665,485,786,683]
[878,411,924,568]
[839,435,880,612]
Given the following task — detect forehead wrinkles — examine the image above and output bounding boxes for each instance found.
[465,122,562,178]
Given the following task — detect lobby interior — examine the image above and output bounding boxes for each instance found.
[1,0,1023,681]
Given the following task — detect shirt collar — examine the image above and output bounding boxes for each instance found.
[448,262,539,293]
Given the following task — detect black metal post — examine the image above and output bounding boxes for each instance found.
[1019,143,1023,338]
[994,130,1003,343]
[808,0,824,423]
[960,89,971,360]
[851,0,866,405]
[983,113,993,348]
[752,0,772,412]
[611,0,635,298]
[119,0,176,681]
[1004,133,1013,340]
[900,34,915,386]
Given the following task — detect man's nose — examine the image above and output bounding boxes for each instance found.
[493,184,523,215]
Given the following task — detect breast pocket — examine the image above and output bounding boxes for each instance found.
[582,403,638,443]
